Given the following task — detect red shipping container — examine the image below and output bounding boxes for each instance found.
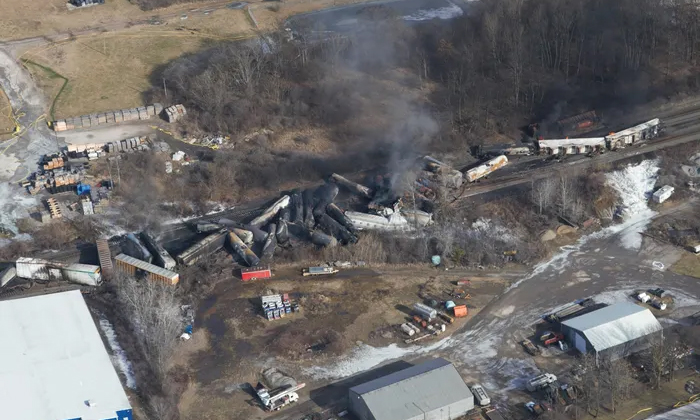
[241,266,272,281]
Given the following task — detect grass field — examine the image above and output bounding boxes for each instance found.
[0,0,248,41]
[671,252,700,278]
[20,23,251,118]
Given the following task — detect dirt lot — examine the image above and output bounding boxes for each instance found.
[171,262,511,420]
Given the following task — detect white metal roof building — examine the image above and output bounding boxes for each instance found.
[561,302,663,362]
[0,290,133,420]
[645,400,700,420]
[349,358,474,420]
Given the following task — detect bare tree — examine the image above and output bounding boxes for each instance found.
[558,174,576,217]
[115,274,182,385]
[531,177,557,214]
[600,356,635,413]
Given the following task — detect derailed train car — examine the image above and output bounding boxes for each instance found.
[464,155,509,182]
[537,118,662,156]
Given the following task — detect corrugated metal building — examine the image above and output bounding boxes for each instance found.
[349,358,474,420]
[0,290,133,420]
[645,400,700,420]
[561,302,663,362]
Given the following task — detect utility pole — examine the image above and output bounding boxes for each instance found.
[115,156,121,187]
[107,158,114,189]
[163,77,168,99]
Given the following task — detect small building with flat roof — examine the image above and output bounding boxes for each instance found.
[0,290,133,420]
[349,358,474,420]
[561,301,663,362]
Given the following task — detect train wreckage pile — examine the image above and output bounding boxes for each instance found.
[184,156,483,268]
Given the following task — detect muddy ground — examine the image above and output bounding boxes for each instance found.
[170,263,521,420]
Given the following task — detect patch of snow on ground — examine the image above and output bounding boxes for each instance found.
[469,218,518,243]
[98,317,137,389]
[403,2,463,21]
[605,160,659,250]
[161,204,233,225]
[508,160,662,291]
[0,182,37,240]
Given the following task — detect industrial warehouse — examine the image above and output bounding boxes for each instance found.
[560,302,664,362]
[348,358,475,420]
[0,290,132,420]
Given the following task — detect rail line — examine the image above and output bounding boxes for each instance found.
[454,124,700,204]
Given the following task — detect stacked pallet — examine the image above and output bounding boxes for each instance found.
[43,157,65,170]
[164,104,187,123]
[261,293,299,321]
[46,198,62,219]
[52,103,163,132]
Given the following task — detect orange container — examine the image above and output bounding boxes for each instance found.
[453,305,468,318]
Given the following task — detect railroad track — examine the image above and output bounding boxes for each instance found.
[453,122,700,204]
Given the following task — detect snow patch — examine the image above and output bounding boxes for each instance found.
[403,2,463,21]
[605,160,659,250]
[98,317,137,389]
[306,336,456,379]
[508,160,662,291]
[0,182,37,240]
[161,203,232,225]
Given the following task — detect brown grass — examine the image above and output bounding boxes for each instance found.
[0,0,248,41]
[21,27,249,118]
[671,253,700,278]
[0,89,14,134]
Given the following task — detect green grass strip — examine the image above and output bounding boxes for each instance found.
[21,59,69,122]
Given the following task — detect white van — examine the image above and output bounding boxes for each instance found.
[471,384,491,406]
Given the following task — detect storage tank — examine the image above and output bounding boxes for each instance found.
[122,233,153,263]
[228,231,260,267]
[140,231,177,271]
[250,195,290,228]
[413,302,437,320]
[400,323,415,336]
[465,155,508,183]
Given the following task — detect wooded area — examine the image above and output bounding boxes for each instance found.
[159,0,700,151]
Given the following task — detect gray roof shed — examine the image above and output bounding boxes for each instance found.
[562,302,662,352]
[349,358,474,420]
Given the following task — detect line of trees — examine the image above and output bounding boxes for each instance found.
[114,274,184,420]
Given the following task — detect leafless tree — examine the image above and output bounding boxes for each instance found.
[115,274,182,385]
[599,356,635,413]
[531,177,557,214]
[558,174,575,218]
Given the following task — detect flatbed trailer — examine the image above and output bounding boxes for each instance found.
[302,266,339,276]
